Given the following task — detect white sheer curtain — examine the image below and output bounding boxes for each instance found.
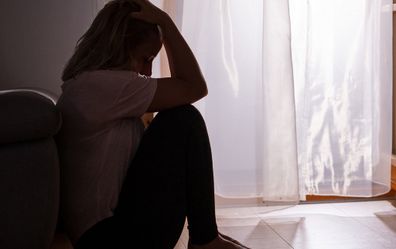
[98,0,393,200]
[290,0,392,197]
[179,0,299,201]
[180,0,392,200]
[181,0,299,201]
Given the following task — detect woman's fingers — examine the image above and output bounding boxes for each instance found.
[135,0,146,3]
[129,0,145,5]
[129,0,166,24]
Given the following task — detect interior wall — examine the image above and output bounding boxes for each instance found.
[0,0,96,95]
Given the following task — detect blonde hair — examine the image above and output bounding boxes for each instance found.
[62,0,160,81]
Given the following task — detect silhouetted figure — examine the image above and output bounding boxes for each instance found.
[56,0,249,248]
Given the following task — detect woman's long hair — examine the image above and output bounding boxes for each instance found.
[62,0,160,81]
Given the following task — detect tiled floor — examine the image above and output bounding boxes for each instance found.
[174,199,396,249]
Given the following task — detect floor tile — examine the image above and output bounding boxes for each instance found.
[352,215,396,248]
[257,202,346,218]
[263,213,392,249]
[216,205,286,219]
[330,200,396,217]
[242,238,292,249]
[216,216,262,227]
[218,219,292,248]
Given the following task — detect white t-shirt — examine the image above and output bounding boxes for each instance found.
[56,70,157,244]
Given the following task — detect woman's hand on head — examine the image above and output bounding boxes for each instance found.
[130,0,168,25]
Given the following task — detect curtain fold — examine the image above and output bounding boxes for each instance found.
[261,0,300,202]
[182,0,270,197]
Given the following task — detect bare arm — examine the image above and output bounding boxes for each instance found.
[131,0,207,112]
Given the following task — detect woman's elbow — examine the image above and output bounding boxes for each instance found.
[190,84,207,103]
[202,85,208,97]
[197,82,208,99]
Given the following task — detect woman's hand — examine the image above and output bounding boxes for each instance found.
[129,0,169,25]
[130,0,207,112]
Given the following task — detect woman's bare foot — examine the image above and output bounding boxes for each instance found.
[188,234,250,249]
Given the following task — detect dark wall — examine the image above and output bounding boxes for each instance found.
[0,0,96,95]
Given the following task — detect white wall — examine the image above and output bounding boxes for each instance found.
[0,0,96,95]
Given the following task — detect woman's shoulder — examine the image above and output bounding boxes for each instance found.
[78,69,139,82]
[62,70,141,90]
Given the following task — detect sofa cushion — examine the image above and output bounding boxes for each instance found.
[0,138,60,249]
[0,91,62,144]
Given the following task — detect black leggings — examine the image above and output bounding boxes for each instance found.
[75,105,218,249]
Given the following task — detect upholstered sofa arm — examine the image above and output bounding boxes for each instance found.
[0,89,62,249]
[0,89,62,145]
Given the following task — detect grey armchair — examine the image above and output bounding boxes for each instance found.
[0,88,62,249]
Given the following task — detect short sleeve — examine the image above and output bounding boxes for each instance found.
[110,72,157,119]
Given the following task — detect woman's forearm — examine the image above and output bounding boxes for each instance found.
[158,14,208,95]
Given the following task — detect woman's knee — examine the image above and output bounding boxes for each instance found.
[154,104,204,126]
[163,104,200,116]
